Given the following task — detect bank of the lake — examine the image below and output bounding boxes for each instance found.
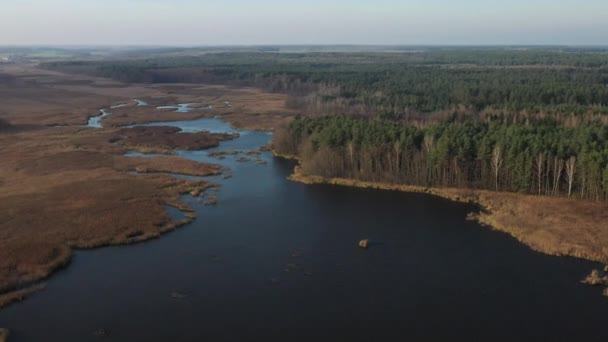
[2,143,608,341]
[0,328,9,342]
[3,116,608,341]
[287,164,608,268]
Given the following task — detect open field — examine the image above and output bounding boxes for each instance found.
[0,63,295,308]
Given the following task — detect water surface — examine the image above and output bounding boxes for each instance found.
[2,118,607,342]
[86,109,110,128]
[156,103,213,113]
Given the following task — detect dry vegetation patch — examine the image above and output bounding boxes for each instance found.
[0,63,294,309]
[0,127,219,305]
[0,71,235,307]
[0,65,119,126]
[581,270,608,286]
[0,328,9,342]
[110,126,237,152]
[101,103,217,127]
[98,85,295,130]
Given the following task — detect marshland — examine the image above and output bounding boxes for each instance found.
[2,46,608,341]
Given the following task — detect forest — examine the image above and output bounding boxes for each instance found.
[44,48,608,200]
[44,49,608,120]
[274,115,608,201]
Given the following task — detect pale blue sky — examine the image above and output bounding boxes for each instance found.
[1,0,607,45]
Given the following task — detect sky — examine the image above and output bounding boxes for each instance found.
[1,0,607,46]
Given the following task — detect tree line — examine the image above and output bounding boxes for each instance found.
[43,50,608,200]
[44,50,608,121]
[274,115,608,201]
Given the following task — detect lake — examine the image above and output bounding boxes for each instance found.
[1,117,607,341]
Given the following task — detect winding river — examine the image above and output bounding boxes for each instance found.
[2,106,608,341]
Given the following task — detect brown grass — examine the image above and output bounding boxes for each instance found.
[110,126,237,152]
[0,69,221,307]
[98,84,295,130]
[288,165,608,264]
[0,328,9,342]
[0,63,298,309]
[0,64,295,130]
[0,155,214,307]
[0,125,220,307]
[222,112,294,131]
[0,64,121,126]
[0,284,46,309]
[581,270,608,286]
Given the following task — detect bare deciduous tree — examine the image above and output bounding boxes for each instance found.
[491,145,503,191]
[565,156,577,198]
[552,157,564,196]
[346,141,355,172]
[535,153,545,195]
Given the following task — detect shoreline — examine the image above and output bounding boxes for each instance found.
[0,193,202,310]
[287,165,608,266]
[0,65,294,316]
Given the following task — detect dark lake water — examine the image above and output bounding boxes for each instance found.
[2,117,608,341]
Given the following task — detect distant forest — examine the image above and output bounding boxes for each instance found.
[45,49,608,200]
[44,50,608,119]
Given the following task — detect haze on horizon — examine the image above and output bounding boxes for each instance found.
[2,0,607,46]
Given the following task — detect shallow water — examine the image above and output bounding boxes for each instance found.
[156,103,213,113]
[3,118,608,341]
[135,117,242,136]
[86,109,110,128]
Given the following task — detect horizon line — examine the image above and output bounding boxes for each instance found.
[1,43,608,48]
